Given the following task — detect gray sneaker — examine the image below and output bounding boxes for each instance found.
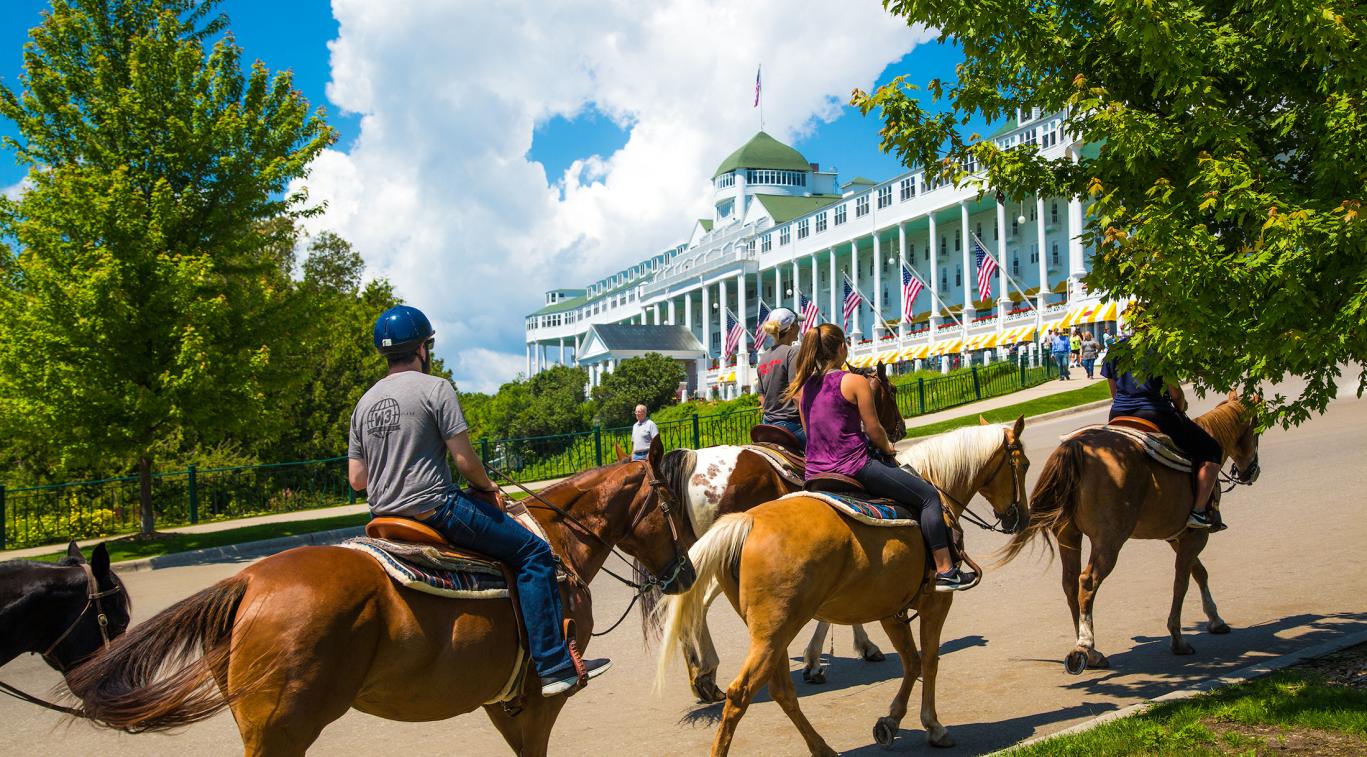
[540,658,612,697]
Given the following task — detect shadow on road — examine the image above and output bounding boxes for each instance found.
[840,700,1119,755]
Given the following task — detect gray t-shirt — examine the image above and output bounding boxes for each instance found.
[632,419,659,453]
[348,371,469,517]
[755,342,800,423]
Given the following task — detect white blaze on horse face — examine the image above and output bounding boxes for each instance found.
[685,446,743,535]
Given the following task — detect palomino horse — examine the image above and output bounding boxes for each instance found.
[657,419,1029,755]
[65,438,694,757]
[653,363,906,702]
[1000,392,1261,674]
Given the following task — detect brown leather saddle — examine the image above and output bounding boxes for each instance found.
[749,425,807,479]
[1108,415,1162,434]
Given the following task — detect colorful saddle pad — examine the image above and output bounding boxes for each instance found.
[779,491,918,528]
[343,537,509,600]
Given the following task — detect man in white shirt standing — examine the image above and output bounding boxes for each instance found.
[630,404,659,461]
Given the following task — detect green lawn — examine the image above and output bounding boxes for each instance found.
[906,381,1110,439]
[1006,667,1367,756]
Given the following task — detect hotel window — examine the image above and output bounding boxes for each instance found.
[797,218,809,240]
[976,222,982,239]
[877,185,892,209]
[955,267,961,286]
[780,226,791,245]
[940,236,946,255]
[900,177,915,201]
[1012,256,1020,275]
[761,233,772,252]
[715,172,735,189]
[815,211,827,233]
[955,229,961,251]
[1051,201,1059,225]
[940,270,948,289]
[993,222,999,240]
[746,169,806,187]
[1030,204,1037,221]
[1052,242,1060,266]
[834,204,847,225]
[923,244,930,262]
[856,195,870,217]
[1012,218,1019,237]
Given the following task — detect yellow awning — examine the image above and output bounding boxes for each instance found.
[930,338,962,356]
[964,332,995,351]
[877,347,902,364]
[996,324,1037,346]
[900,343,931,361]
[1059,300,1122,329]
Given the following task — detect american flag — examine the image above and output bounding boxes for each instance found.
[723,308,746,357]
[753,300,771,350]
[842,275,865,331]
[799,292,821,334]
[973,234,999,302]
[754,66,762,107]
[901,264,925,322]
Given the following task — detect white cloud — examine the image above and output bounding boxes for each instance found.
[2,177,31,202]
[295,0,933,391]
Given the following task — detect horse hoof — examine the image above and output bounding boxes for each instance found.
[692,679,725,704]
[873,717,898,747]
[1209,622,1231,635]
[862,649,887,663]
[927,730,956,749]
[1064,650,1088,675]
[802,667,828,685]
[1172,641,1196,656]
[1088,651,1110,669]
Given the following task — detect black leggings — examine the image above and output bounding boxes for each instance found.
[853,458,949,552]
[1116,407,1224,465]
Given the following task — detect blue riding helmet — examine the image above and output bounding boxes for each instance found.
[373,305,435,355]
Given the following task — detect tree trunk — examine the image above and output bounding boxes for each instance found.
[138,455,155,535]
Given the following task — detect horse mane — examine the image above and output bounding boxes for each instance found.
[1194,398,1248,451]
[899,425,1006,494]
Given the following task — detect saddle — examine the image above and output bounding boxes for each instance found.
[1063,421,1191,473]
[746,425,807,484]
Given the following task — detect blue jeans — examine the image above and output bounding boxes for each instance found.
[1082,358,1096,378]
[853,458,949,552]
[420,490,575,677]
[631,449,649,461]
[766,419,807,451]
[1053,352,1071,379]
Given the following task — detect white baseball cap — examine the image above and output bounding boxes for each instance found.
[765,307,797,329]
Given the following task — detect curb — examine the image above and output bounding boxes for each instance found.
[1018,397,1111,425]
[113,525,363,573]
[993,628,1367,754]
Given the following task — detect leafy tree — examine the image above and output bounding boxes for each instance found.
[510,365,590,439]
[855,0,1366,425]
[0,0,335,532]
[591,354,685,427]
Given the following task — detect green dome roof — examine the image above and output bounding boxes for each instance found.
[713,131,811,179]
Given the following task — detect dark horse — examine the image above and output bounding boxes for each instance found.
[65,439,694,757]
[1,542,131,678]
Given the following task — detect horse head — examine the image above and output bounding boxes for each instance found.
[46,541,131,673]
[974,414,1031,534]
[848,362,906,443]
[614,436,697,596]
[1221,391,1263,484]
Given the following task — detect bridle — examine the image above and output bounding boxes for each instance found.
[942,434,1026,535]
[0,562,125,716]
[486,459,695,637]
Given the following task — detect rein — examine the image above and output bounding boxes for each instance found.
[485,462,690,637]
[939,438,1024,534]
[0,562,122,717]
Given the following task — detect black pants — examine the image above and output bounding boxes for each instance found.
[1114,407,1223,465]
[853,458,950,552]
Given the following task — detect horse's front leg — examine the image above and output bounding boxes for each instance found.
[917,593,955,748]
[801,621,830,684]
[1066,538,1122,673]
[1186,554,1230,634]
[851,623,886,662]
[1166,532,1210,655]
[870,616,921,747]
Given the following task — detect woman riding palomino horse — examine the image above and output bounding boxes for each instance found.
[790,323,975,591]
[1000,385,1261,675]
[656,413,1031,754]
[754,307,805,450]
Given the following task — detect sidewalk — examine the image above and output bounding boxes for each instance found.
[2,373,1104,562]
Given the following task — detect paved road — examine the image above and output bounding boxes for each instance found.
[4,385,1365,756]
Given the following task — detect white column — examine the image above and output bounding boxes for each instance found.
[996,196,1009,325]
[667,298,676,325]
[849,240,861,337]
[1067,149,1086,299]
[897,222,908,338]
[872,231,883,339]
[652,303,661,324]
[684,291,693,332]
[960,202,974,324]
[736,272,749,387]
[1036,196,1048,319]
[928,212,940,337]
[828,247,838,326]
[559,337,565,365]
[809,253,818,319]
[525,343,531,377]
[791,259,801,312]
[701,285,711,358]
[718,278,729,366]
[772,266,782,312]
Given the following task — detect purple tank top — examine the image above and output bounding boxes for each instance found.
[801,371,869,478]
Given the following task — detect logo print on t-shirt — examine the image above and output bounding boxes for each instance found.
[366,397,401,438]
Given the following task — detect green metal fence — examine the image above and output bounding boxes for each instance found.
[0,356,1053,551]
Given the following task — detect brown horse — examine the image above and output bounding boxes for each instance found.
[653,362,906,702]
[1000,392,1262,674]
[657,419,1029,755]
[64,438,694,756]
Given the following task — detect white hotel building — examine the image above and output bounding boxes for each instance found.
[524,112,1122,397]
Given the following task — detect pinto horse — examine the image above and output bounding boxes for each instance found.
[652,363,906,702]
[1000,392,1262,674]
[657,419,1030,755]
[65,438,694,757]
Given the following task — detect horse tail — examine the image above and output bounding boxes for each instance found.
[65,575,250,732]
[654,512,753,692]
[999,438,1085,565]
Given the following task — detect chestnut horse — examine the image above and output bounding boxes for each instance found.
[655,363,906,702]
[65,438,694,757]
[657,419,1030,755]
[1000,393,1262,674]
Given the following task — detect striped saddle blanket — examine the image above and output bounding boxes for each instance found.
[343,537,510,600]
[779,491,919,528]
